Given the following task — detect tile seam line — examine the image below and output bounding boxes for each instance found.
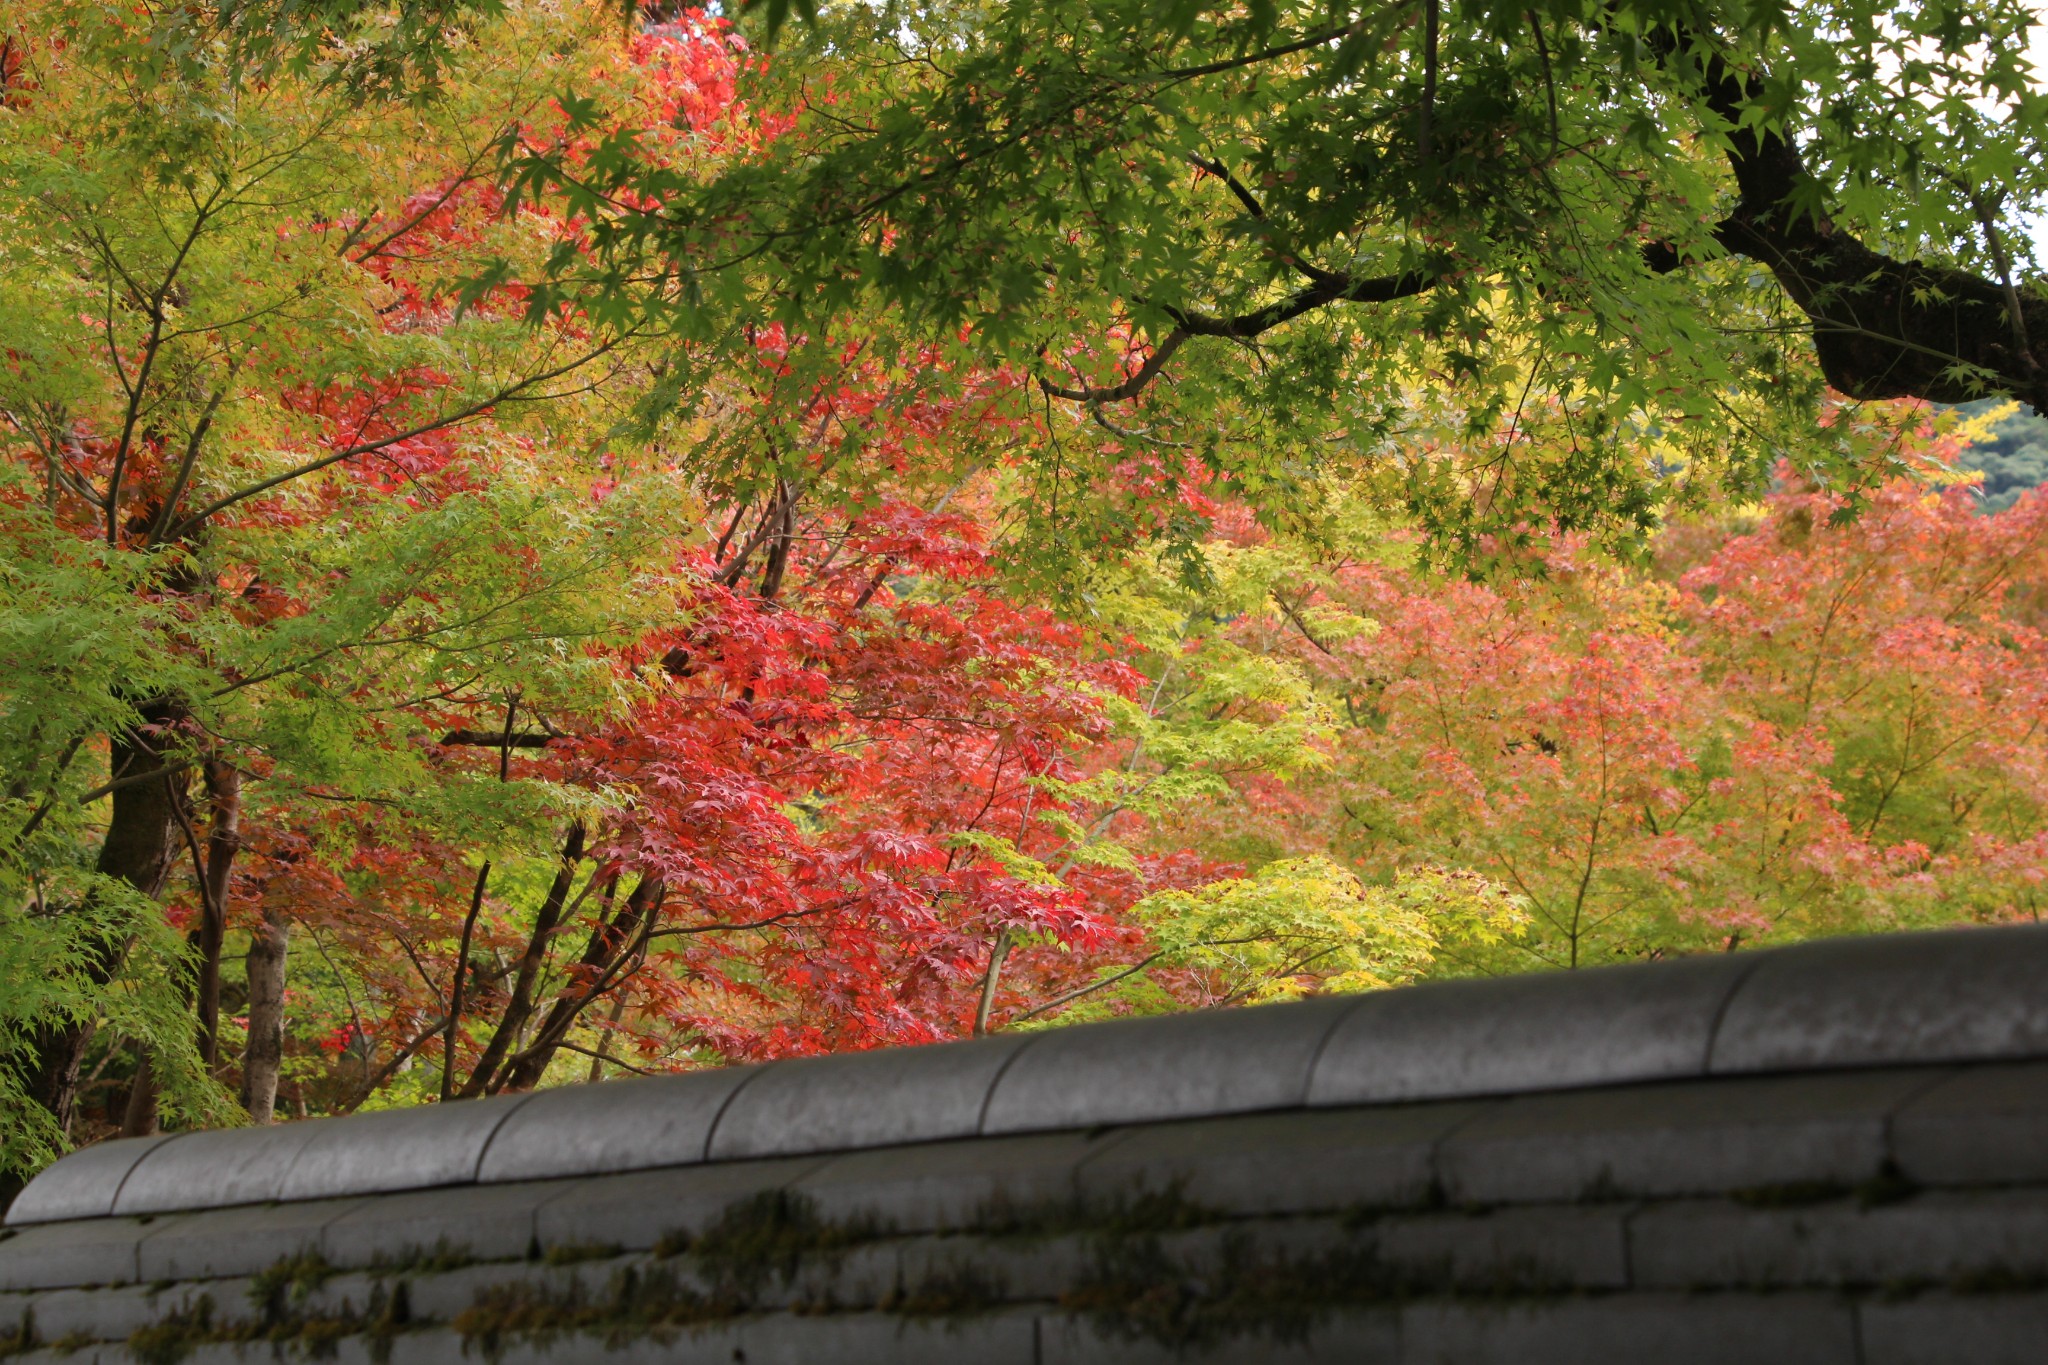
[1877,1065,1970,1174]
[527,1161,606,1236]
[1618,1199,1647,1296]
[106,1131,192,1220]
[134,1193,368,1283]
[1699,949,1774,1076]
[699,1060,780,1162]
[1065,1124,1144,1185]
[1424,1095,1509,1203]
[1300,992,1381,1108]
[466,1090,540,1185]
[305,1196,380,1270]
[975,1032,1048,1136]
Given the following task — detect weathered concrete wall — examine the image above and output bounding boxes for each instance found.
[6,925,2048,1362]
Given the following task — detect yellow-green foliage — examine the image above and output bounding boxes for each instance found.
[1042,859,1528,1019]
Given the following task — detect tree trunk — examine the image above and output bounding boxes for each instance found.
[755,485,796,601]
[459,823,585,1097]
[193,761,241,1068]
[500,873,663,1092]
[117,758,240,1128]
[239,905,290,1124]
[973,929,1012,1036]
[584,993,630,1084]
[95,701,190,898]
[22,698,190,1135]
[120,1052,159,1137]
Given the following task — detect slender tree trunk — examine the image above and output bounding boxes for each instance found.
[973,930,1012,1036]
[239,905,290,1123]
[441,862,490,1101]
[444,693,518,1100]
[500,873,663,1092]
[193,761,241,1068]
[22,699,189,1134]
[119,758,242,1127]
[120,1052,159,1136]
[585,993,629,1084]
[756,485,796,601]
[459,823,585,1098]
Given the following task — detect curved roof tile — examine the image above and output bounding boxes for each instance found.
[14,922,2048,1227]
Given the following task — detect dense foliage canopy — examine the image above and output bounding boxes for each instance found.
[0,0,2043,1191]
[499,0,2048,551]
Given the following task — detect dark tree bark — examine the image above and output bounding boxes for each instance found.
[498,873,665,1092]
[193,761,241,1068]
[94,700,190,898]
[1652,27,2047,411]
[445,691,519,1099]
[437,731,556,748]
[21,697,191,1136]
[1034,24,2046,414]
[114,757,242,1128]
[755,486,796,601]
[120,1052,159,1137]
[442,860,491,1101]
[458,822,586,1097]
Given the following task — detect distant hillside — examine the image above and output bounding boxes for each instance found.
[1953,400,2048,512]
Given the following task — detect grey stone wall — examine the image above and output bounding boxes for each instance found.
[6,925,2048,1362]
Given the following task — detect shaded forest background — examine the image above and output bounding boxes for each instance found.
[1957,402,2048,511]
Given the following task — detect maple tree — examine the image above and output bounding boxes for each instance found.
[493,0,2048,555]
[1137,415,2048,971]
[0,2,1383,1167]
[2,0,2046,1206]
[0,0,667,1168]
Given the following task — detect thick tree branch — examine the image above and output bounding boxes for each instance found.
[1652,25,2048,409]
[714,474,802,587]
[1057,19,2045,414]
